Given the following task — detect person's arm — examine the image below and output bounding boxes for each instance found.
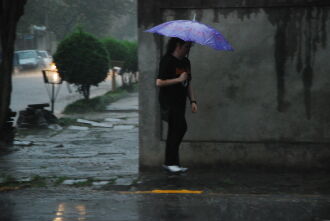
[156,72,188,87]
[188,84,198,113]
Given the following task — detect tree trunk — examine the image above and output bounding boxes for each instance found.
[112,70,116,92]
[81,84,90,100]
[0,1,27,147]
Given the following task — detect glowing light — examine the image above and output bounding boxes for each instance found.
[53,203,65,221]
[76,205,87,221]
[53,203,87,221]
[50,62,57,71]
[52,72,59,83]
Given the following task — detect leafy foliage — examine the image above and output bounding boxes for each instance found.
[123,40,138,72]
[102,38,138,72]
[53,28,109,99]
[102,37,129,61]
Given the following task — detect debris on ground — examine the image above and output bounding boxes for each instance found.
[67,125,89,131]
[113,125,135,130]
[62,179,88,185]
[17,103,58,129]
[13,140,33,146]
[104,118,123,122]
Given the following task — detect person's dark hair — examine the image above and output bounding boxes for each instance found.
[166,37,186,55]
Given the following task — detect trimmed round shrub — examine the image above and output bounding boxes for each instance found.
[54,28,109,99]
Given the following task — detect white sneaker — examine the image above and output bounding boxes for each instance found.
[163,165,182,173]
[163,165,188,173]
[180,167,188,172]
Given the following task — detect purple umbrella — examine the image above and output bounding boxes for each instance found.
[145,20,234,51]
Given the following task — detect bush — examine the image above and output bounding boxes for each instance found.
[102,37,138,73]
[54,27,109,99]
[102,37,129,65]
[123,40,138,72]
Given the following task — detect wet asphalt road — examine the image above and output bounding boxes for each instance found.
[0,188,330,221]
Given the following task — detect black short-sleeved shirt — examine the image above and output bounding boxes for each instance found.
[157,54,191,110]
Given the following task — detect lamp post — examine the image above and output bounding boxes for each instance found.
[42,64,62,113]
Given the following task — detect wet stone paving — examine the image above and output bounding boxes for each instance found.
[0,93,139,187]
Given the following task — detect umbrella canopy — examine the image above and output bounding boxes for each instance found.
[145,20,234,51]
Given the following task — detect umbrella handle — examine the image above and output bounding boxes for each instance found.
[186,43,192,58]
[186,50,190,58]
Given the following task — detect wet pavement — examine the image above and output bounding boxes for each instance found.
[0,188,329,221]
[1,93,139,182]
[1,92,330,220]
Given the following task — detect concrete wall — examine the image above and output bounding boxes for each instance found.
[138,0,330,170]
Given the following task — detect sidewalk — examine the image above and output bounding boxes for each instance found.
[1,92,139,183]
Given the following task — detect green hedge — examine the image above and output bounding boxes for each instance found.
[102,37,138,72]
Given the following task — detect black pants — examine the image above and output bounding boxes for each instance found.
[165,108,187,166]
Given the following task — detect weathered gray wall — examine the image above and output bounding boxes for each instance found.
[138,0,330,170]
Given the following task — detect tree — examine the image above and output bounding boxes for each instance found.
[102,37,129,62]
[0,1,27,147]
[102,38,137,72]
[53,28,109,99]
[123,40,138,72]
[17,0,137,41]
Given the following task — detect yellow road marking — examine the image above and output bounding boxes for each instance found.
[121,189,203,194]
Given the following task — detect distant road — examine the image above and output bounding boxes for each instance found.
[11,70,122,116]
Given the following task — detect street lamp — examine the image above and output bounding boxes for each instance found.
[42,64,62,113]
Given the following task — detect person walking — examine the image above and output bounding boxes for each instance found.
[156,37,198,173]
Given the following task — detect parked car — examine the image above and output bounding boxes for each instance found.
[37,50,53,68]
[14,50,43,71]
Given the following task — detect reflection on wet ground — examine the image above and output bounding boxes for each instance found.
[53,203,87,221]
[0,188,329,221]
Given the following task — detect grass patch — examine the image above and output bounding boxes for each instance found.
[131,178,139,186]
[0,175,17,186]
[0,175,47,191]
[63,88,129,114]
[122,82,139,93]
[57,117,77,127]
[222,178,235,185]
[0,176,22,191]
[53,176,70,186]
[30,175,47,187]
